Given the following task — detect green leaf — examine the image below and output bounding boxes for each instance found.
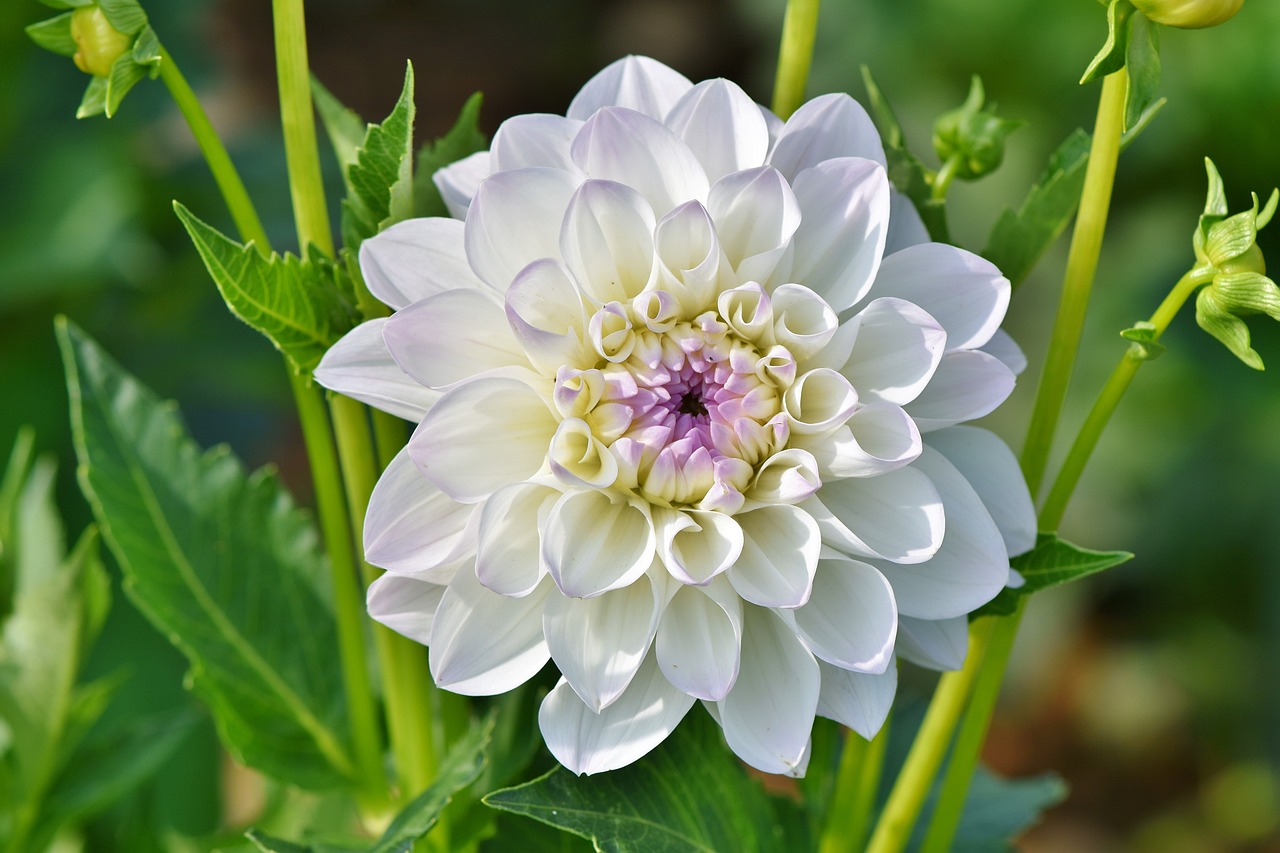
[245,832,362,853]
[131,25,161,65]
[175,203,358,375]
[1196,286,1266,369]
[860,66,949,243]
[1120,321,1167,360]
[76,75,109,120]
[37,0,92,8]
[1124,11,1161,132]
[97,0,147,35]
[341,64,416,251]
[973,533,1133,618]
[25,12,77,56]
[104,51,149,119]
[313,77,369,179]
[412,92,487,219]
[933,770,1067,852]
[57,318,358,789]
[1081,0,1136,85]
[485,711,777,853]
[983,129,1091,287]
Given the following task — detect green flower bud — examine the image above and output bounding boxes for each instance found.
[1131,0,1243,29]
[70,6,132,78]
[932,76,1024,183]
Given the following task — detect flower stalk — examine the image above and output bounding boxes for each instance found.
[818,720,891,853]
[772,0,822,120]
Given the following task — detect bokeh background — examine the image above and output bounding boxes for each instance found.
[3,0,1279,849]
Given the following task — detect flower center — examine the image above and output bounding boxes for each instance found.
[553,299,792,511]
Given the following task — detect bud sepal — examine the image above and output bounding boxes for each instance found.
[932,75,1024,189]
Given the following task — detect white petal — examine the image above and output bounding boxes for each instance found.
[980,328,1028,375]
[810,465,944,563]
[464,167,580,290]
[433,150,491,219]
[549,418,618,489]
[869,243,1010,352]
[840,297,947,406]
[560,179,657,304]
[783,368,858,435]
[566,55,693,122]
[655,508,744,585]
[718,606,819,776]
[383,289,527,390]
[491,113,585,173]
[365,448,476,575]
[895,615,969,671]
[655,578,743,701]
[770,283,839,361]
[787,158,890,311]
[539,652,695,775]
[791,403,922,480]
[315,319,439,421]
[884,189,930,255]
[544,574,661,712]
[366,573,446,646]
[768,93,886,179]
[906,350,1016,432]
[926,426,1036,557]
[728,505,820,609]
[505,259,591,373]
[475,482,559,596]
[792,556,896,673]
[429,569,551,695]
[655,201,728,311]
[359,218,491,310]
[570,107,710,217]
[816,659,897,739]
[871,446,1009,620]
[409,376,557,503]
[748,448,822,505]
[542,491,655,597]
[665,78,770,183]
[706,166,801,285]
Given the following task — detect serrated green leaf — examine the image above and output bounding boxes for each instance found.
[485,711,777,853]
[175,203,358,375]
[104,51,148,119]
[1081,0,1136,84]
[97,0,147,35]
[973,533,1133,617]
[341,64,416,250]
[1124,11,1161,132]
[26,12,77,56]
[76,75,109,120]
[313,77,368,179]
[860,66,949,242]
[57,319,358,789]
[412,92,487,219]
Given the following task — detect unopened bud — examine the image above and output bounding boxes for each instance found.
[932,76,1023,183]
[71,6,131,78]
[1131,0,1243,29]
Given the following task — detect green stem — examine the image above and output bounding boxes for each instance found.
[864,619,996,853]
[157,47,269,252]
[819,718,891,853]
[1020,68,1129,497]
[272,0,333,256]
[914,68,1134,853]
[771,0,821,120]
[329,395,439,802]
[157,37,385,806]
[931,154,963,202]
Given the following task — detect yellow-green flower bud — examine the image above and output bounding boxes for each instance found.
[932,76,1023,184]
[1131,0,1243,29]
[70,6,132,78]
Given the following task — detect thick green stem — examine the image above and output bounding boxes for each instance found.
[914,69,1133,853]
[771,0,821,120]
[819,718,891,853]
[1020,68,1128,497]
[864,620,996,853]
[157,39,385,805]
[272,0,333,256]
[157,47,269,252]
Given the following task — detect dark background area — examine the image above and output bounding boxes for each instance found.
[2,0,1278,849]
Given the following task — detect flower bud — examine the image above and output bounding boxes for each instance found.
[70,6,132,77]
[932,76,1023,183]
[1131,0,1243,29]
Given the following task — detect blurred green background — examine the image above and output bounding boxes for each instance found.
[3,0,1278,849]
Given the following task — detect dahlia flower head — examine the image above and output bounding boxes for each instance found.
[316,56,1035,777]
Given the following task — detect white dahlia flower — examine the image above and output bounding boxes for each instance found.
[316,56,1035,777]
